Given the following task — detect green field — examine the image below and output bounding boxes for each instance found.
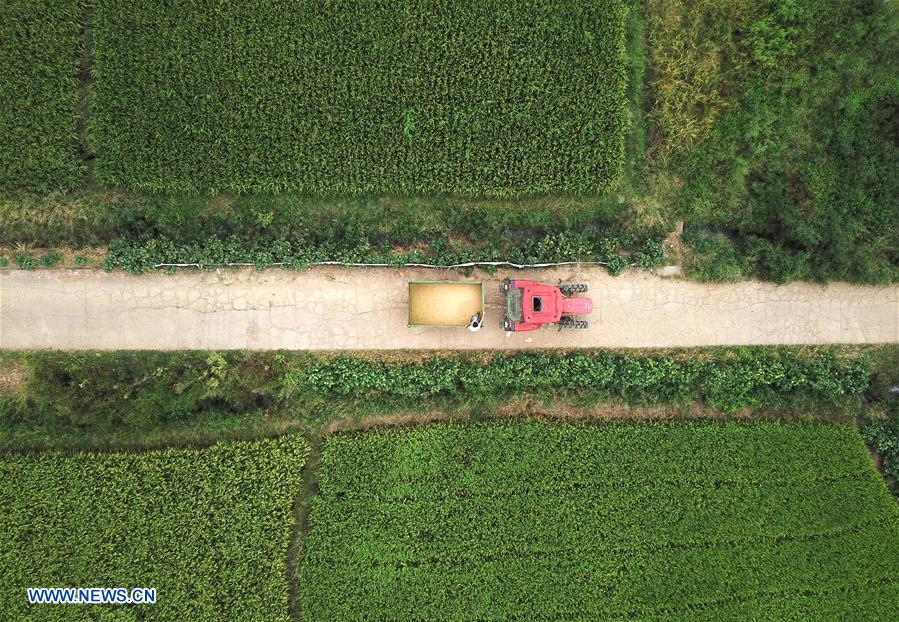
[1,0,895,284]
[88,0,628,196]
[300,421,899,620]
[0,347,880,450]
[0,435,308,621]
[0,0,84,191]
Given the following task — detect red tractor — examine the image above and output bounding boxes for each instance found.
[501,279,592,332]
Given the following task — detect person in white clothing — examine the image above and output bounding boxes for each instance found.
[468,313,482,332]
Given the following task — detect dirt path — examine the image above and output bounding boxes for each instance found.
[1,267,896,350]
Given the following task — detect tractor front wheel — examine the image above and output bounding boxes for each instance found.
[560,284,588,295]
[558,318,588,329]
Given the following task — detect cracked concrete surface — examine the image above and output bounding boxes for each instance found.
[0,267,896,350]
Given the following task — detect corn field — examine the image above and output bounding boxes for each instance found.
[0,0,84,191]
[88,0,629,196]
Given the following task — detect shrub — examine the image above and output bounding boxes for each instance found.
[282,349,870,413]
[19,351,281,430]
[0,0,84,190]
[647,0,899,284]
[682,231,748,282]
[89,0,628,196]
[0,256,7,267]
[102,230,664,275]
[14,254,35,270]
[0,435,309,621]
[300,421,899,619]
[38,250,63,267]
[863,403,899,489]
[73,254,89,266]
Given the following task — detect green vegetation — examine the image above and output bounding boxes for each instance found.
[861,346,899,492]
[0,0,84,191]
[300,421,899,620]
[13,254,35,270]
[285,349,868,414]
[2,1,896,283]
[0,435,308,621]
[2,346,890,451]
[89,0,627,196]
[0,192,664,274]
[864,403,899,493]
[1,348,896,615]
[38,250,63,268]
[0,351,293,450]
[682,231,749,282]
[2,3,898,615]
[103,228,662,274]
[647,0,899,283]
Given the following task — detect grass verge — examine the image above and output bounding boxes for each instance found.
[1,346,894,452]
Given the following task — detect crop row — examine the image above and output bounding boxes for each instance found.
[0,435,309,621]
[87,0,628,195]
[0,0,84,191]
[102,230,664,274]
[284,349,870,412]
[299,421,899,620]
[647,581,899,622]
[304,529,899,619]
[317,420,875,495]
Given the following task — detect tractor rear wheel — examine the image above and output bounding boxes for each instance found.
[558,318,588,329]
[560,284,588,295]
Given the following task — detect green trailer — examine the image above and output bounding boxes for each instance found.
[407,281,484,328]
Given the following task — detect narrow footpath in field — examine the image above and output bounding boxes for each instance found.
[0,267,896,350]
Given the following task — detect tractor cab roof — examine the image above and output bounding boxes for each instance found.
[516,283,564,324]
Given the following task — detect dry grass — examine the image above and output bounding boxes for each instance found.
[661,220,685,268]
[326,411,463,435]
[321,392,844,437]
[0,361,28,395]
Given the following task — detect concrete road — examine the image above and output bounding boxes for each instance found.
[1,267,896,350]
